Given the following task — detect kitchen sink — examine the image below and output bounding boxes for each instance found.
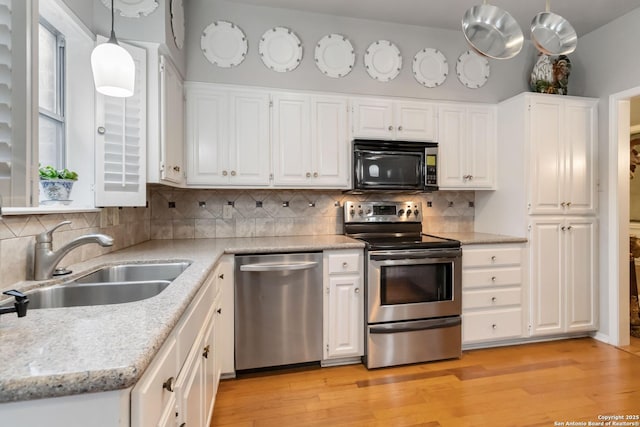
[0,261,192,310]
[73,261,191,284]
[23,280,172,309]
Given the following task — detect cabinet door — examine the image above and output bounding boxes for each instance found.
[159,56,184,185]
[351,98,394,139]
[217,258,235,375]
[465,106,496,189]
[310,96,349,187]
[564,101,597,215]
[395,101,436,141]
[185,88,229,185]
[272,93,312,185]
[178,342,204,427]
[203,306,217,426]
[529,218,564,336]
[228,91,271,185]
[437,105,466,188]
[326,274,363,359]
[565,218,598,332]
[528,98,564,214]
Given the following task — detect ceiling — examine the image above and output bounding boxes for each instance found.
[230,0,640,37]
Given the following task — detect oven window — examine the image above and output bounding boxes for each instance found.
[380,263,452,305]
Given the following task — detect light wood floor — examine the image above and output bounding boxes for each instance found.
[212,337,640,427]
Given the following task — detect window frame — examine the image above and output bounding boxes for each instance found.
[38,17,66,169]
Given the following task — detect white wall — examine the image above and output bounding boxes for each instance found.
[185,0,537,103]
[571,7,640,341]
[61,0,94,32]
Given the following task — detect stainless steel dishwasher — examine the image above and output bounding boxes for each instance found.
[235,252,323,370]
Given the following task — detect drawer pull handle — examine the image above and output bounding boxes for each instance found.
[491,297,497,302]
[491,256,496,262]
[203,345,210,359]
[491,276,496,282]
[492,324,497,329]
[162,377,175,392]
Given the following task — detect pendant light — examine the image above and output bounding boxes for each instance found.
[91,0,135,97]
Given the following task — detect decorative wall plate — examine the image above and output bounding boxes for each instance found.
[100,0,158,18]
[259,27,303,72]
[201,21,248,68]
[314,34,355,78]
[364,40,402,82]
[412,48,448,88]
[170,0,185,50]
[456,50,490,89]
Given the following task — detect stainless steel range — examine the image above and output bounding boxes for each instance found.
[344,201,462,369]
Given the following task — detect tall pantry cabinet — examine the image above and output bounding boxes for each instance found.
[475,92,598,338]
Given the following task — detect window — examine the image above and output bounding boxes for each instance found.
[38,19,65,170]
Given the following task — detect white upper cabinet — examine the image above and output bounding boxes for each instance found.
[438,103,496,190]
[528,96,597,215]
[351,98,436,141]
[159,55,185,185]
[272,93,350,188]
[95,41,147,207]
[185,83,270,186]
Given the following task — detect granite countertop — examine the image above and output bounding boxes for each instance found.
[0,235,363,404]
[430,232,527,245]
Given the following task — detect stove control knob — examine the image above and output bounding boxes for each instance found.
[366,209,372,215]
[414,209,420,216]
[406,209,412,216]
[349,209,355,217]
[358,209,364,216]
[397,209,405,217]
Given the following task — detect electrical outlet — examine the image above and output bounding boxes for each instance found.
[222,204,233,219]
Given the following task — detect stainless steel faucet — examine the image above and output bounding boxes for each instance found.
[33,220,114,280]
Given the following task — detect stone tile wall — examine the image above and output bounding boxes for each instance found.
[149,187,474,239]
[0,207,150,290]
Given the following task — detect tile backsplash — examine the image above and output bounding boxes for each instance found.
[149,187,474,239]
[0,187,474,289]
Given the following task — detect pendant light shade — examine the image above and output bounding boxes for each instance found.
[91,0,135,97]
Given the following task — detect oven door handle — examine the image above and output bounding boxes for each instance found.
[369,317,461,334]
[369,250,461,261]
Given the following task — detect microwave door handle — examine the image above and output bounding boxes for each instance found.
[369,317,461,334]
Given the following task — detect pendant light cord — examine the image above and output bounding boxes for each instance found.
[108,0,118,44]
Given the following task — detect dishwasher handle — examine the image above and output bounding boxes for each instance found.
[239,261,319,272]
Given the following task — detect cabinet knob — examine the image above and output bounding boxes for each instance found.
[398,126,403,131]
[561,202,566,207]
[217,308,222,314]
[355,288,360,293]
[97,126,106,135]
[306,172,311,178]
[492,324,497,329]
[491,256,496,262]
[162,377,175,392]
[231,170,236,176]
[561,226,566,231]
[491,276,496,282]
[566,202,572,207]
[468,175,473,181]
[491,296,497,303]
[219,273,224,279]
[222,170,228,176]
[342,262,348,268]
[203,345,210,359]
[388,125,394,131]
[567,225,572,231]
[173,166,180,172]
[313,172,318,178]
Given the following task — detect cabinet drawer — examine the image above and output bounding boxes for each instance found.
[327,251,361,274]
[462,309,523,343]
[463,288,521,310]
[463,247,522,268]
[131,336,178,427]
[462,267,522,289]
[176,277,215,368]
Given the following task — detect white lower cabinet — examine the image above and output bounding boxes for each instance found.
[323,250,364,361]
[461,243,525,345]
[529,217,598,336]
[131,258,232,427]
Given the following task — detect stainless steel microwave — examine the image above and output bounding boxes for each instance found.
[352,140,438,192]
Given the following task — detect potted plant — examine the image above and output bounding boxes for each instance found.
[39,165,78,202]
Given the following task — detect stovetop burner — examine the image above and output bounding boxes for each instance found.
[343,201,460,250]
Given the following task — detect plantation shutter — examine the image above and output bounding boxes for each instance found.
[0,0,11,200]
[95,40,146,207]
